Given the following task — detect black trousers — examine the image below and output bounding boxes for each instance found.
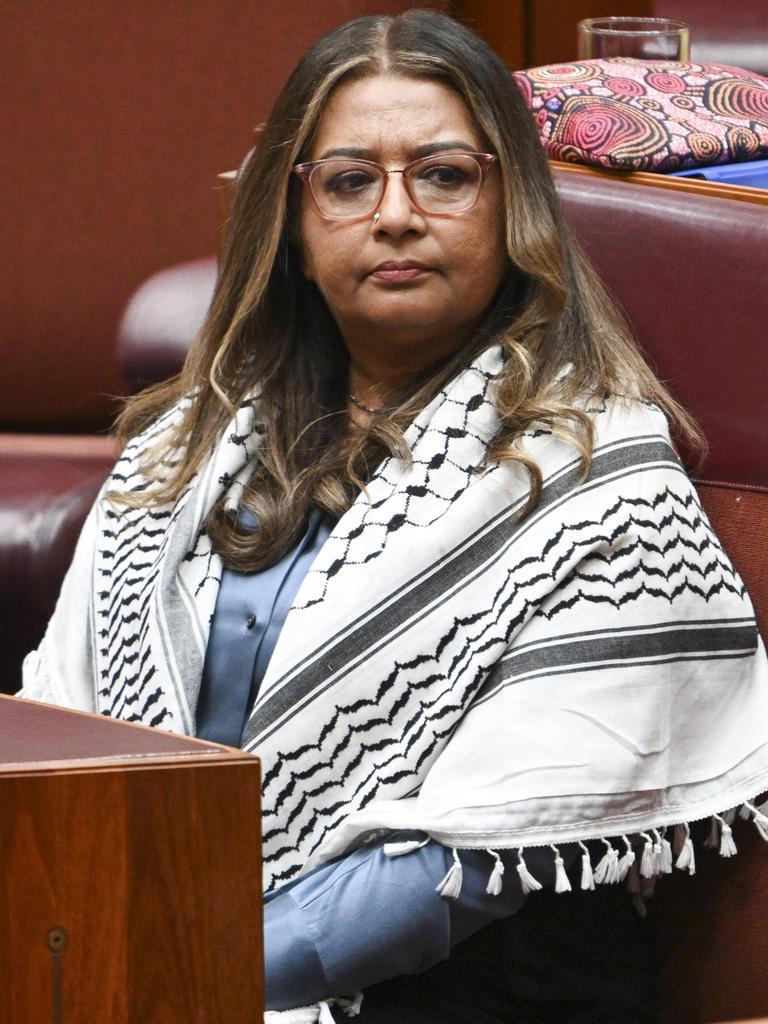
[334,886,657,1024]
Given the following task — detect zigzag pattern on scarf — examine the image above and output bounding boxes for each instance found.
[94,403,194,727]
[80,356,765,900]
[257,461,748,887]
[293,364,503,610]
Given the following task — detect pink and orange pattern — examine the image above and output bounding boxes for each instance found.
[514,59,768,171]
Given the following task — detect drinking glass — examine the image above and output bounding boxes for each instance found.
[577,17,690,61]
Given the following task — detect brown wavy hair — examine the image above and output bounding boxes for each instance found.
[114,10,703,571]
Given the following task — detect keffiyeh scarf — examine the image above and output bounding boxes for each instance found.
[23,346,768,905]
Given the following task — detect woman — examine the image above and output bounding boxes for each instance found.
[21,10,768,1023]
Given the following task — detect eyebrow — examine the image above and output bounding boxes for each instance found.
[317,140,478,160]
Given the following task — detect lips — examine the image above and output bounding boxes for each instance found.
[369,260,432,282]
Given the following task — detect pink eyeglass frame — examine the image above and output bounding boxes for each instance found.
[293,151,497,221]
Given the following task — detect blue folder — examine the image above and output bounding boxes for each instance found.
[670,158,768,189]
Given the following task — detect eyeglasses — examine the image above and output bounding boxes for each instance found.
[294,152,496,221]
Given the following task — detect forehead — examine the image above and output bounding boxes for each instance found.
[308,74,485,160]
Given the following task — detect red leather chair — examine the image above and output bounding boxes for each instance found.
[554,165,768,1024]
[117,256,217,395]
[0,437,116,692]
[0,257,216,693]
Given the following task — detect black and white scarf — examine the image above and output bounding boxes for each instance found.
[23,346,768,904]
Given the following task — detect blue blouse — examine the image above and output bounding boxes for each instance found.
[196,511,569,1010]
[196,507,332,746]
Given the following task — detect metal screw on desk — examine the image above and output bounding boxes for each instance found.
[46,927,69,952]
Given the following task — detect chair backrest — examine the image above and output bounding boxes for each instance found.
[556,166,768,1024]
[0,441,115,693]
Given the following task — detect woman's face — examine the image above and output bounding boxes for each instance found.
[298,74,509,371]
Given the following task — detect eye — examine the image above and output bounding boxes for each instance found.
[324,168,377,194]
[416,162,473,188]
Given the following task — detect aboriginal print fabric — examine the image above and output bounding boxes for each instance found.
[21,346,768,896]
[514,59,768,171]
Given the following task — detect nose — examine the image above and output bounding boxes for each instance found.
[373,170,425,236]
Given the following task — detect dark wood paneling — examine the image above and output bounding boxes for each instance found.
[528,0,653,67]
[456,0,526,70]
[458,0,655,69]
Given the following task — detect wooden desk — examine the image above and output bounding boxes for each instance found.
[0,695,263,1023]
[549,158,768,207]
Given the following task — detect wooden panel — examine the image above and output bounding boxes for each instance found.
[456,0,525,70]
[528,0,653,67]
[0,698,263,1023]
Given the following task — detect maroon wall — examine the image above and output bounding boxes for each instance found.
[1,0,446,432]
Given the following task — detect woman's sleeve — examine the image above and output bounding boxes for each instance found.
[263,834,573,1011]
[17,497,100,712]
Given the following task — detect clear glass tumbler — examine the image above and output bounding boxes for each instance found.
[577,17,691,61]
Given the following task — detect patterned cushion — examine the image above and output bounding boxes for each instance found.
[514,58,768,172]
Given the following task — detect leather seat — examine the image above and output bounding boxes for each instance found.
[117,256,217,394]
[0,443,115,692]
[555,169,768,489]
[554,166,768,1024]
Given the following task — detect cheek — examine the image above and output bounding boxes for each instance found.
[451,221,507,295]
[299,216,360,289]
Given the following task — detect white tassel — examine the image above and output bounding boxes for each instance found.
[384,837,430,857]
[671,823,696,872]
[436,848,463,899]
[715,815,738,857]
[318,1003,336,1024]
[659,829,673,874]
[265,1008,323,1023]
[742,801,768,842]
[485,849,505,896]
[593,839,620,885]
[550,844,572,893]
[639,833,656,878]
[616,835,635,881]
[516,848,543,894]
[338,993,364,1018]
[651,830,664,874]
[578,841,595,891]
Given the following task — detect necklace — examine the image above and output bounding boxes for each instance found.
[349,392,381,414]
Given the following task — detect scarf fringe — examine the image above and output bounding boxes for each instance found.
[265,993,363,1023]
[270,807,767,1022]
[386,799,768,901]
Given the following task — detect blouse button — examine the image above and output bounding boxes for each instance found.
[245,613,257,630]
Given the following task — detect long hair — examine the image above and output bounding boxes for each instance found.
[114,10,703,571]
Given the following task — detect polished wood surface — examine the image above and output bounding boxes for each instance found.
[550,159,768,207]
[0,696,263,1023]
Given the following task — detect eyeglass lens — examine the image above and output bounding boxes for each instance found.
[309,154,484,218]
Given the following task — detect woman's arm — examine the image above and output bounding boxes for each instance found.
[264,835,570,1011]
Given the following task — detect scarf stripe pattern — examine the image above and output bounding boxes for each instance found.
[26,346,768,897]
